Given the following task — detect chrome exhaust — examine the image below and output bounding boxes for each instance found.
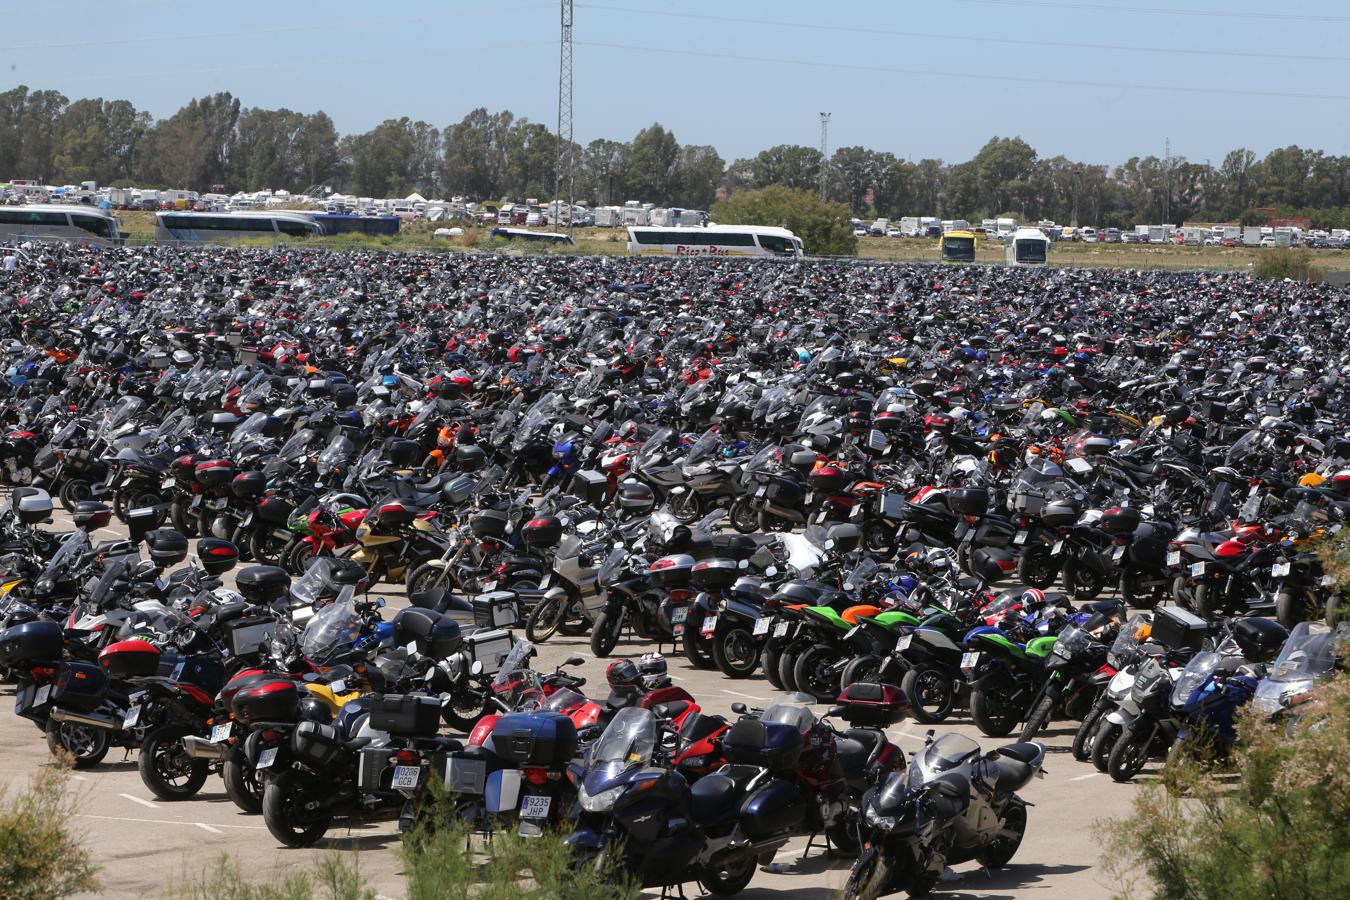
[48,707,120,731]
[181,735,228,761]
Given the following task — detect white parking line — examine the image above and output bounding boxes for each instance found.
[720,690,768,701]
[119,793,159,809]
[195,823,223,834]
[1071,772,1099,781]
[79,814,267,830]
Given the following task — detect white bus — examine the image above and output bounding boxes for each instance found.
[0,204,122,246]
[1006,227,1051,266]
[155,211,321,243]
[626,225,804,259]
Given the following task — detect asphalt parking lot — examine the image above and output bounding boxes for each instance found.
[0,513,1142,899]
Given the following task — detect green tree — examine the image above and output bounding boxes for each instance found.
[672,144,724,210]
[293,111,342,192]
[712,185,856,255]
[578,137,629,206]
[746,144,823,192]
[625,123,679,204]
[442,107,513,199]
[829,146,894,215]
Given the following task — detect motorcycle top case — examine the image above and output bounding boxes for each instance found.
[570,469,609,506]
[97,639,161,678]
[489,711,578,767]
[946,486,991,517]
[14,488,53,525]
[723,718,803,773]
[235,566,291,605]
[469,508,510,540]
[835,682,908,727]
[168,655,228,697]
[1101,506,1143,536]
[0,620,64,666]
[462,629,514,675]
[369,694,442,738]
[710,533,758,562]
[257,496,294,525]
[392,607,463,657]
[72,501,113,531]
[647,553,695,588]
[194,459,236,488]
[51,661,109,712]
[230,678,301,723]
[690,558,741,591]
[292,720,344,768]
[472,592,520,629]
[1151,605,1207,652]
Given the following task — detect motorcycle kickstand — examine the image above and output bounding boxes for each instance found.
[658,883,690,900]
[801,830,829,859]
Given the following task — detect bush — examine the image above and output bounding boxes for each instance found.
[712,185,857,256]
[1103,671,1350,900]
[1254,247,1324,282]
[0,763,99,899]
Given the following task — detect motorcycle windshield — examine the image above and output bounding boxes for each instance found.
[843,559,879,592]
[597,547,627,584]
[493,641,537,686]
[42,530,90,580]
[742,443,779,476]
[685,429,717,465]
[1108,614,1153,665]
[1169,651,1222,706]
[50,419,79,447]
[755,387,789,421]
[635,428,672,468]
[279,428,315,459]
[761,702,816,733]
[591,706,658,766]
[1052,626,1092,658]
[316,434,354,475]
[300,591,360,663]
[228,412,270,450]
[102,397,144,434]
[907,733,980,785]
[512,393,558,451]
[1266,621,1338,679]
[543,687,587,713]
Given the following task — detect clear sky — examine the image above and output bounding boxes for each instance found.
[9,0,1350,165]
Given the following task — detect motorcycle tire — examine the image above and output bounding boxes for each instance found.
[1091,720,1122,772]
[778,640,810,693]
[901,665,957,724]
[728,498,759,535]
[681,612,715,669]
[1016,545,1058,590]
[863,520,898,559]
[114,488,166,528]
[406,562,457,597]
[285,540,324,577]
[670,490,701,525]
[761,638,785,690]
[1193,582,1220,620]
[970,682,1022,738]
[441,693,491,733]
[793,644,844,703]
[712,625,761,679]
[1072,705,1107,762]
[696,851,757,897]
[1276,590,1313,629]
[1108,722,1152,782]
[262,769,333,848]
[759,510,796,533]
[138,727,209,801]
[1017,694,1057,743]
[248,529,288,567]
[826,816,862,856]
[590,610,624,658]
[170,498,199,538]
[45,720,109,769]
[58,478,93,513]
[525,595,567,643]
[978,803,1027,869]
[1119,566,1164,609]
[840,655,884,689]
[1063,558,1106,603]
[222,750,263,814]
[842,848,897,900]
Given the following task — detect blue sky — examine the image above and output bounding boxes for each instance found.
[10,0,1350,165]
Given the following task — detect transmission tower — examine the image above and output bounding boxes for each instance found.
[818,112,830,201]
[554,0,575,236]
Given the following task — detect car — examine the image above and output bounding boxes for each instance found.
[853,227,868,237]
[525,211,543,227]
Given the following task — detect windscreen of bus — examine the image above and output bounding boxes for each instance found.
[942,236,976,261]
[1015,240,1047,263]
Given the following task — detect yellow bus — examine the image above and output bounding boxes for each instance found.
[939,229,977,263]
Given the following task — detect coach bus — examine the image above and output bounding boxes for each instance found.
[0,205,122,246]
[155,211,322,244]
[939,229,978,263]
[626,225,804,259]
[1006,227,1051,266]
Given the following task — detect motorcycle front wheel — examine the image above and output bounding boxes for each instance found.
[525,595,567,643]
[262,769,333,848]
[1108,722,1153,782]
[842,847,895,900]
[792,644,844,703]
[589,609,625,658]
[901,666,958,724]
[1016,545,1058,590]
[970,680,1024,738]
[712,625,761,679]
[728,498,759,534]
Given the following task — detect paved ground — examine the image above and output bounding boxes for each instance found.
[0,513,1144,899]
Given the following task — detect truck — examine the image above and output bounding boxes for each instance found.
[996,218,1017,238]
[1242,226,1263,247]
[898,216,920,236]
[1147,225,1172,244]
[869,218,889,236]
[1179,226,1207,246]
[108,188,135,209]
[620,202,649,227]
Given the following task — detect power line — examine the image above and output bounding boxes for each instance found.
[945,0,1350,24]
[576,3,1350,65]
[576,39,1350,103]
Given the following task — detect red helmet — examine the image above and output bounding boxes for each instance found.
[605,659,640,690]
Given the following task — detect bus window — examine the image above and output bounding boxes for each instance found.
[277,219,315,237]
[71,213,114,239]
[756,233,797,255]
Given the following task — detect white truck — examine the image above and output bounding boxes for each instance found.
[898,216,920,236]
[1147,225,1172,244]
[620,202,649,226]
[1242,226,1263,247]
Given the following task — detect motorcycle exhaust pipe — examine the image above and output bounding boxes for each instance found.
[719,836,791,866]
[181,735,229,761]
[48,707,121,731]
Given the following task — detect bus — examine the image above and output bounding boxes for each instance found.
[626,225,804,259]
[489,227,576,247]
[939,229,977,263]
[1005,227,1051,266]
[155,211,322,243]
[309,214,401,237]
[0,204,121,246]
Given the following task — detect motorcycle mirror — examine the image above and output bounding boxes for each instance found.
[563,655,585,668]
[469,660,484,676]
[738,559,749,569]
[730,702,748,715]
[764,566,777,577]
[826,704,846,719]
[376,598,385,607]
[824,539,836,550]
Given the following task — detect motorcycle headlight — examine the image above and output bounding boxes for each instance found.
[864,806,896,829]
[578,784,624,813]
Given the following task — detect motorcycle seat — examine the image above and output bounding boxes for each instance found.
[992,757,1035,795]
[211,601,250,626]
[651,700,692,722]
[994,741,1043,765]
[842,728,882,760]
[689,772,741,826]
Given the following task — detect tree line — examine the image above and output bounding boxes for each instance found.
[5,84,1350,228]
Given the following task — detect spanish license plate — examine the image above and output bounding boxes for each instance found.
[1013,530,1028,546]
[1051,540,1064,555]
[256,747,278,770]
[123,705,141,729]
[34,684,51,707]
[1112,545,1126,562]
[210,722,232,744]
[520,794,552,819]
[392,765,421,790]
[700,614,718,635]
[1190,562,1206,577]
[774,621,791,638]
[753,617,771,636]
[1167,550,1181,566]
[1271,562,1291,578]
[161,478,175,491]
[960,651,980,671]
[895,633,912,652]
[671,606,688,624]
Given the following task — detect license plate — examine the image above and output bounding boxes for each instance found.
[1051,540,1064,555]
[895,633,912,652]
[753,617,770,636]
[1167,550,1181,566]
[953,521,969,540]
[774,621,791,638]
[1190,562,1206,577]
[755,485,768,498]
[1013,530,1028,546]
[210,722,232,743]
[671,606,688,624]
[392,765,421,790]
[960,651,980,671]
[520,794,552,819]
[207,497,228,510]
[256,747,278,770]
[34,684,51,707]
[700,614,718,635]
[1112,544,1126,562]
[161,478,175,490]
[1068,458,1092,475]
[1271,562,1291,578]
[123,705,141,729]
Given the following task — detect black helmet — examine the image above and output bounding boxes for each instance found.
[605,659,640,690]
